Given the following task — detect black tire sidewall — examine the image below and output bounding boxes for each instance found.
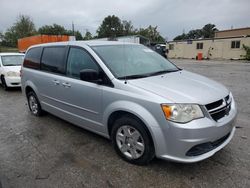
[27,91,43,116]
[111,115,155,165]
[1,76,8,90]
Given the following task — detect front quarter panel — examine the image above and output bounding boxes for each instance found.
[102,84,169,155]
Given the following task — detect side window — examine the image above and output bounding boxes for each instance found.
[169,44,174,50]
[231,41,240,49]
[196,43,203,49]
[66,47,99,79]
[23,47,42,69]
[41,47,66,74]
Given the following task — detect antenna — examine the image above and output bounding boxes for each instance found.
[72,21,75,36]
[123,38,127,84]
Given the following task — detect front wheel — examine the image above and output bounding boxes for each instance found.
[1,76,8,91]
[111,116,155,165]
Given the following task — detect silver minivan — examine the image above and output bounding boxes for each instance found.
[21,41,237,165]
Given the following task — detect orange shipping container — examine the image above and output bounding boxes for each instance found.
[18,35,75,53]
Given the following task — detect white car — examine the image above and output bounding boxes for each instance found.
[0,53,24,90]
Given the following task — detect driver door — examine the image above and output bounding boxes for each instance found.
[59,47,104,133]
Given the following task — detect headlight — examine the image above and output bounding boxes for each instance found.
[6,71,19,77]
[161,104,204,123]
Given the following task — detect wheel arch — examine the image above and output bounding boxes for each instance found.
[104,101,161,152]
[23,81,39,99]
[25,85,34,97]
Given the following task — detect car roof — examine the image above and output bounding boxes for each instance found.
[0,52,24,56]
[29,40,140,49]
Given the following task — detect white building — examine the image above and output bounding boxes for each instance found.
[167,27,250,60]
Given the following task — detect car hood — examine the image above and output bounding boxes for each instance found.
[129,70,229,105]
[2,66,21,72]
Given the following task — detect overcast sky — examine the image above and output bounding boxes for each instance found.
[0,0,249,40]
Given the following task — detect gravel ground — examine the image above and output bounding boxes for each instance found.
[0,59,249,188]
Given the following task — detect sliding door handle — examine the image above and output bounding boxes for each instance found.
[62,82,71,88]
[53,80,60,85]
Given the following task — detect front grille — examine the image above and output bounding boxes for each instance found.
[186,132,230,156]
[205,95,231,121]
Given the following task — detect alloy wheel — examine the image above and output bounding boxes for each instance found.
[29,95,38,115]
[116,125,145,159]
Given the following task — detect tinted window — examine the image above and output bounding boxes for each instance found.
[66,47,99,79]
[23,47,42,69]
[41,47,66,74]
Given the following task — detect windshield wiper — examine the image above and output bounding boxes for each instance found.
[147,69,180,76]
[118,69,180,80]
[118,74,150,80]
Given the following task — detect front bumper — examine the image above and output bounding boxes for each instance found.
[5,76,21,87]
[154,97,237,163]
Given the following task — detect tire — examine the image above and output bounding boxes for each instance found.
[111,115,155,165]
[27,91,44,116]
[1,76,8,91]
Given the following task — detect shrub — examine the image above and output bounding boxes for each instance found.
[242,44,250,60]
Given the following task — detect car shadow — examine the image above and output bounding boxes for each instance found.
[0,86,22,92]
[39,112,231,171]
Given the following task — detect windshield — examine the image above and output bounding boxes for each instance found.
[1,55,24,66]
[92,45,179,79]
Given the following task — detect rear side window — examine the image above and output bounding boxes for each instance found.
[23,47,42,69]
[41,46,66,74]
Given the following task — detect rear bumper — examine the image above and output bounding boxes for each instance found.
[5,76,21,87]
[154,97,237,163]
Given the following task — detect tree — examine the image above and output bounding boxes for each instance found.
[38,24,83,40]
[202,24,218,38]
[67,30,83,40]
[3,15,36,47]
[38,24,68,35]
[122,20,135,35]
[97,15,123,38]
[174,23,218,41]
[0,32,4,42]
[83,31,93,40]
[187,29,203,39]
[174,29,202,41]
[96,15,165,43]
[74,31,83,40]
[173,33,188,41]
[137,25,165,43]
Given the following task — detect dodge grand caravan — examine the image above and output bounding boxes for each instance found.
[21,41,237,165]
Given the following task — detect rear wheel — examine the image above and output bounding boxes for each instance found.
[1,76,8,91]
[111,115,155,165]
[27,91,43,116]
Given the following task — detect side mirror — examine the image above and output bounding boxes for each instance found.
[80,69,101,83]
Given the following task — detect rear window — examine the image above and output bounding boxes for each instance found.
[23,47,42,69]
[1,55,24,66]
[41,46,67,74]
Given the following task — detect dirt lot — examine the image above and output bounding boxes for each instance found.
[0,59,249,188]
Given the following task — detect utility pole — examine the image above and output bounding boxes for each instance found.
[72,21,75,36]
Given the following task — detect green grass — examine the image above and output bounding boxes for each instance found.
[0,46,18,53]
